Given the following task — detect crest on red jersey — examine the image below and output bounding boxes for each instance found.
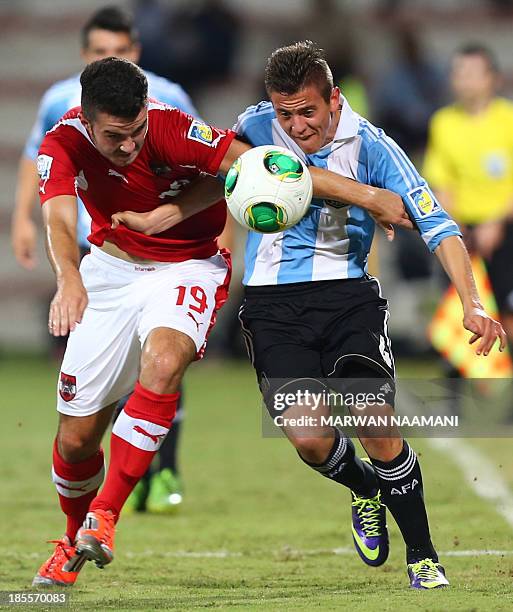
[59,372,77,402]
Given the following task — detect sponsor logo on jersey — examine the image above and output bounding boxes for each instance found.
[406,186,440,218]
[37,154,53,180]
[159,179,190,199]
[108,168,128,183]
[187,120,214,145]
[75,170,88,191]
[59,372,77,402]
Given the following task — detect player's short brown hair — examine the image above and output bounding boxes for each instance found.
[264,41,334,103]
[80,57,147,120]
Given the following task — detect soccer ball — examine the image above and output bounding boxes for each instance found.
[224,145,313,233]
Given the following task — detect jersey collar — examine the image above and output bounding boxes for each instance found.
[331,94,360,144]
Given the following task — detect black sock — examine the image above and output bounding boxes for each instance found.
[370,441,438,564]
[158,398,184,474]
[300,428,378,497]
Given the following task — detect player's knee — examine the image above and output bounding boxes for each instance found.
[141,329,195,393]
[291,435,332,463]
[141,351,186,394]
[57,430,99,462]
[362,436,403,462]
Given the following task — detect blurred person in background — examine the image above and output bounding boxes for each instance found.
[10,5,199,516]
[373,23,446,159]
[134,0,241,99]
[373,22,448,351]
[424,44,513,345]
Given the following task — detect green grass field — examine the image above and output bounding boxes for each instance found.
[1,355,512,611]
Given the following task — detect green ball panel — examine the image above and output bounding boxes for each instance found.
[245,202,287,233]
[224,157,241,198]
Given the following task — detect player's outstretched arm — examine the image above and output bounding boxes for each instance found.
[435,235,507,355]
[111,138,252,233]
[113,138,414,237]
[42,195,87,337]
[11,156,41,269]
[308,167,414,240]
[112,175,225,234]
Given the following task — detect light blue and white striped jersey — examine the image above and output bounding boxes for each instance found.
[234,97,461,286]
[25,70,198,248]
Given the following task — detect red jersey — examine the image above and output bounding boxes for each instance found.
[38,101,236,261]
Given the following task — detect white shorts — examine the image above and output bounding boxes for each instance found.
[57,246,231,417]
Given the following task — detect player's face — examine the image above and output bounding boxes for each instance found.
[82,29,141,64]
[82,107,148,166]
[271,85,341,154]
[451,54,496,105]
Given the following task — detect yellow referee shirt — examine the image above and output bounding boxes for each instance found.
[423,97,513,224]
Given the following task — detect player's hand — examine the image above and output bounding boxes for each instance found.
[463,306,507,356]
[368,190,414,241]
[111,205,184,235]
[49,273,88,337]
[11,215,38,269]
[372,218,395,242]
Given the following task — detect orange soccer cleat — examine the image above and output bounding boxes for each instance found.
[75,509,116,568]
[32,536,86,587]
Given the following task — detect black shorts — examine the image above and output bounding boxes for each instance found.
[239,276,395,412]
[486,221,513,313]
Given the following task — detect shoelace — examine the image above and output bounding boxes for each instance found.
[42,539,72,573]
[409,559,440,580]
[352,493,383,537]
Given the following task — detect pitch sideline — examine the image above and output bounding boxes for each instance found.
[429,437,513,530]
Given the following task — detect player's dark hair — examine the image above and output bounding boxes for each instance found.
[264,40,334,103]
[80,57,148,121]
[455,43,499,73]
[81,5,138,49]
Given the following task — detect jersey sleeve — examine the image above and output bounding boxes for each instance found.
[366,133,461,252]
[233,102,275,146]
[155,109,236,177]
[37,134,77,205]
[422,113,454,191]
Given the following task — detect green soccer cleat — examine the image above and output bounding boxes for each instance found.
[122,478,149,515]
[146,468,183,514]
[408,558,450,589]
